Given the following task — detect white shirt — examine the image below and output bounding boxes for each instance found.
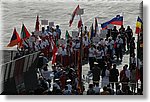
[96,49,104,59]
[116,38,123,48]
[39,41,45,49]
[107,40,114,50]
[35,41,40,51]
[74,42,80,50]
[100,40,105,46]
[41,31,48,37]
[45,39,49,46]
[89,48,96,57]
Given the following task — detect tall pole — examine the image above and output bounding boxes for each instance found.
[80,23,83,90]
[136,33,140,89]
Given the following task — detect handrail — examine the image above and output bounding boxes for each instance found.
[0,51,40,67]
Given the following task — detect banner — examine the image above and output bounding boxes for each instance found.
[72,31,79,38]
[41,20,48,25]
[49,22,54,27]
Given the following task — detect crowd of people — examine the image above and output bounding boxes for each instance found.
[14,23,143,95]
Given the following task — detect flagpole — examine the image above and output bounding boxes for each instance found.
[79,22,83,94]
[136,32,140,90]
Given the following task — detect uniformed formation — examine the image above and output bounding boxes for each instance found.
[12,21,143,95]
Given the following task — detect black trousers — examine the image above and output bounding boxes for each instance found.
[89,57,94,70]
[116,47,123,60]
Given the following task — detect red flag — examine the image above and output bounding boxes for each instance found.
[18,39,23,48]
[52,44,58,64]
[7,28,21,47]
[21,24,30,40]
[69,5,80,27]
[78,16,82,28]
[35,15,40,31]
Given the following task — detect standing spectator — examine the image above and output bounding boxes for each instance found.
[130,65,136,94]
[88,45,96,70]
[116,35,123,61]
[92,65,101,86]
[100,86,110,95]
[93,83,100,95]
[101,66,110,88]
[111,26,119,41]
[116,85,123,95]
[120,65,130,92]
[130,37,136,55]
[87,84,95,95]
[125,26,133,51]
[56,25,61,39]
[109,64,119,90]
[119,25,126,52]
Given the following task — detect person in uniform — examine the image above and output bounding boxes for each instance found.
[111,26,119,41]
[107,37,115,60]
[56,25,61,39]
[109,64,119,90]
[61,46,67,67]
[101,65,110,88]
[119,25,126,52]
[116,35,123,61]
[88,45,96,70]
[96,46,104,69]
[83,36,89,60]
[130,37,135,56]
[125,26,133,51]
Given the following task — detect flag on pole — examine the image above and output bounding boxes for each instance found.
[78,16,82,28]
[52,44,58,64]
[65,30,70,40]
[69,5,80,27]
[21,24,30,40]
[135,16,143,34]
[35,15,40,31]
[90,23,94,39]
[7,28,21,47]
[101,15,123,29]
[101,21,109,30]
[95,17,98,35]
[109,15,123,25]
